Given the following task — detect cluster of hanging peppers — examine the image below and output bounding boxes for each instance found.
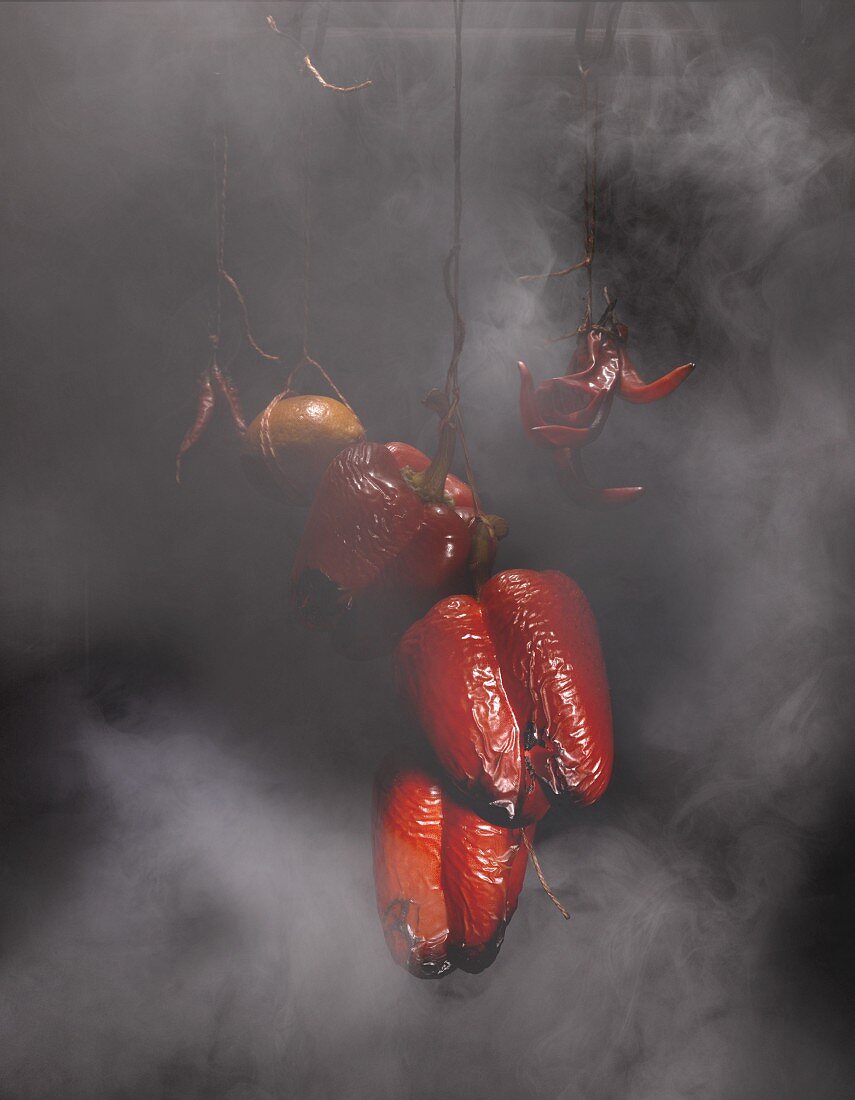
[518,298,694,504]
[175,2,694,980]
[516,3,693,505]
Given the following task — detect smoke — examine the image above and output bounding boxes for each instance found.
[1,2,854,1097]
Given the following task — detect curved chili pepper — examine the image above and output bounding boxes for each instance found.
[518,361,613,449]
[211,364,247,433]
[176,360,250,484]
[396,568,613,824]
[175,369,216,483]
[518,304,694,505]
[553,447,644,506]
[291,439,478,658]
[372,752,532,979]
[617,353,695,404]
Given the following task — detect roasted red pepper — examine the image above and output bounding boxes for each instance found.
[373,752,532,979]
[518,303,694,504]
[396,568,613,824]
[291,426,479,658]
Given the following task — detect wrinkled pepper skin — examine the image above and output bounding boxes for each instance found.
[372,753,532,979]
[396,569,613,824]
[518,313,693,504]
[291,440,476,658]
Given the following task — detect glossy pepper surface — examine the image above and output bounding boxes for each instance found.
[396,568,613,824]
[372,752,532,979]
[291,439,477,657]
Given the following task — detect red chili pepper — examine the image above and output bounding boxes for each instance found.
[211,363,247,434]
[396,568,613,824]
[518,303,694,504]
[175,358,249,484]
[175,369,216,483]
[291,432,478,658]
[373,752,533,979]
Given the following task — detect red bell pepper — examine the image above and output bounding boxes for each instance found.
[396,568,613,824]
[373,752,533,978]
[291,428,479,658]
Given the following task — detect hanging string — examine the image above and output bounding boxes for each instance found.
[516,57,596,299]
[579,65,601,325]
[301,46,312,366]
[214,134,226,352]
[267,14,372,92]
[175,124,253,482]
[213,133,280,362]
[303,53,371,93]
[522,831,571,921]
[264,6,369,414]
[179,31,313,482]
[516,1,622,331]
[444,0,466,408]
[437,0,487,517]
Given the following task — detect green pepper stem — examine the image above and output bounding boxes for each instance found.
[469,514,508,596]
[404,391,458,504]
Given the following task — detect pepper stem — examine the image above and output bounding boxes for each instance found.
[403,389,458,504]
[469,513,508,596]
[595,298,617,331]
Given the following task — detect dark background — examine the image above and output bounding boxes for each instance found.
[1,2,853,1097]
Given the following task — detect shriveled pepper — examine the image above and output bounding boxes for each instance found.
[373,752,532,979]
[175,359,247,483]
[396,568,613,824]
[518,302,694,504]
[291,402,485,657]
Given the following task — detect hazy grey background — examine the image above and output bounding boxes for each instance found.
[1,2,853,1097]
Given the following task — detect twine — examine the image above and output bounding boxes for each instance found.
[516,1,624,319]
[523,831,571,921]
[266,6,370,420]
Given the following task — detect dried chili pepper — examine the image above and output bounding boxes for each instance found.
[373,752,532,979]
[211,363,248,434]
[291,403,491,658]
[175,345,250,484]
[241,393,365,504]
[518,302,694,504]
[396,568,613,824]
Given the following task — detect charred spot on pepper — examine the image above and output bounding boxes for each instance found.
[448,785,519,828]
[412,956,455,980]
[382,898,453,980]
[523,751,559,806]
[488,797,517,824]
[522,722,549,751]
[381,897,413,937]
[291,568,352,629]
[449,923,507,974]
